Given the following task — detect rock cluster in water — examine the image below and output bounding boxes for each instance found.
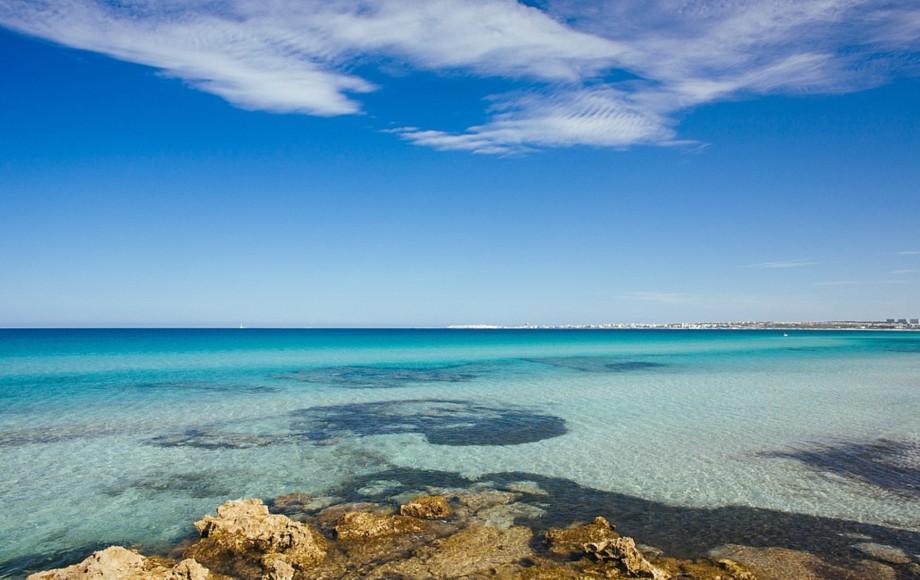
[28,546,208,580]
[27,488,917,579]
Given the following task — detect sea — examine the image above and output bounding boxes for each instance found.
[0,328,918,576]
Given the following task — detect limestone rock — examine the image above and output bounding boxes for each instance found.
[715,559,757,580]
[334,511,425,541]
[368,525,534,578]
[453,489,520,512]
[545,516,617,556]
[709,544,899,580]
[654,556,755,580]
[399,495,451,519]
[471,501,546,529]
[27,546,149,579]
[504,481,550,496]
[851,542,912,565]
[260,553,295,580]
[192,498,326,571]
[585,536,669,579]
[164,558,209,580]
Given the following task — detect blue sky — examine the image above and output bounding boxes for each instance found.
[1,0,919,326]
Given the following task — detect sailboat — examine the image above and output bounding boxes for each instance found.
[239,323,246,329]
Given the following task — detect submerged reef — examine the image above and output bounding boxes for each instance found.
[526,357,670,374]
[289,399,568,446]
[26,479,920,579]
[276,363,485,389]
[759,438,920,499]
[142,398,567,451]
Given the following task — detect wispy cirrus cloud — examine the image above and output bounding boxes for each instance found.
[814,279,910,286]
[897,250,920,255]
[1,0,918,153]
[745,259,819,269]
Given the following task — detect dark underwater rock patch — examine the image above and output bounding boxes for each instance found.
[289,399,567,446]
[604,361,669,372]
[333,467,920,568]
[128,381,279,394]
[0,424,120,448]
[528,356,669,374]
[758,438,920,498]
[276,364,484,389]
[147,429,278,450]
[103,470,236,499]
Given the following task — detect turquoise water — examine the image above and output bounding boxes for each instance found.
[1,329,919,576]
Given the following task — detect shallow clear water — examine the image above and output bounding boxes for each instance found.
[1,329,918,576]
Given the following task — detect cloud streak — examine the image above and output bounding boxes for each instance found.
[745,259,819,269]
[1,0,918,152]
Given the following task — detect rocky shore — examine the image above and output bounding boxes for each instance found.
[27,486,919,579]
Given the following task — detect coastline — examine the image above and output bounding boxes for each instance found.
[26,482,920,580]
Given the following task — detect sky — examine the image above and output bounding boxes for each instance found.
[0,0,919,327]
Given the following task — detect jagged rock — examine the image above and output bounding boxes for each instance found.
[27,547,150,579]
[26,548,210,580]
[715,559,757,580]
[399,495,451,519]
[545,516,617,556]
[261,553,295,580]
[851,542,912,564]
[367,525,534,578]
[191,498,326,572]
[164,558,210,580]
[334,511,425,541]
[653,556,756,580]
[585,536,669,579]
[315,502,383,528]
[709,544,900,580]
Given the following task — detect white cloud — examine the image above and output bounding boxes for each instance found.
[745,259,819,269]
[1,0,918,152]
[898,250,920,255]
[396,88,678,154]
